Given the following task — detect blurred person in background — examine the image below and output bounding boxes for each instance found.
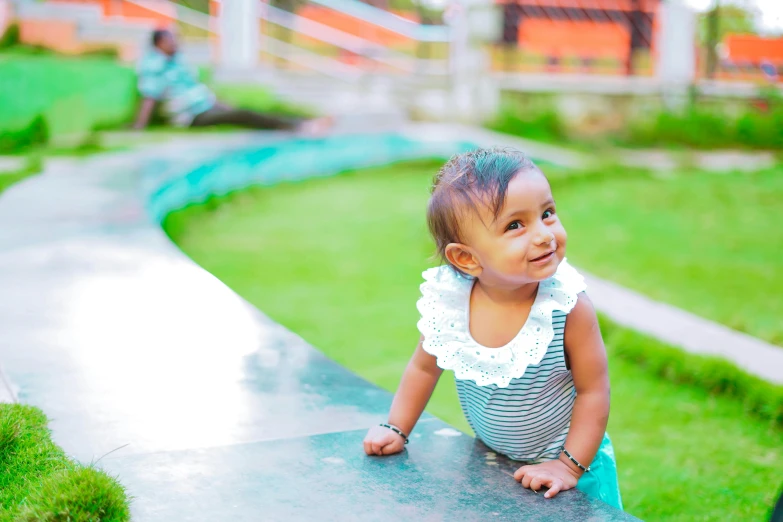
[133,29,331,134]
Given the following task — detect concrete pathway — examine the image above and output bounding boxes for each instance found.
[617,148,777,173]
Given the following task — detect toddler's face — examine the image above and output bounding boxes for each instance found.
[460,169,567,285]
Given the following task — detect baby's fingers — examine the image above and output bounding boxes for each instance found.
[513,466,532,482]
[371,440,385,455]
[530,476,548,492]
[521,472,537,489]
[381,437,404,455]
[369,433,401,456]
[363,439,373,456]
[544,478,564,499]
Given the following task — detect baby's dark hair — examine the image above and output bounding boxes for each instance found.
[427,147,539,263]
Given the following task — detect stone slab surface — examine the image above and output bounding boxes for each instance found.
[107,423,636,522]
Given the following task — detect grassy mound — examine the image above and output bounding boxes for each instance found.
[0,404,130,522]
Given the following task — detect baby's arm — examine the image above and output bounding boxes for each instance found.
[514,293,610,497]
[363,337,443,456]
[559,293,610,469]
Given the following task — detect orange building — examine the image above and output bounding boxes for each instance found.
[724,34,783,67]
[499,0,660,71]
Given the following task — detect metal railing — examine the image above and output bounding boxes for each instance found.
[123,0,452,82]
[258,1,451,79]
[306,0,449,42]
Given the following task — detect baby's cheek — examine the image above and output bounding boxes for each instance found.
[556,224,568,248]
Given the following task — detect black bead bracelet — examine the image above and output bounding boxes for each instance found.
[562,448,590,472]
[380,423,409,444]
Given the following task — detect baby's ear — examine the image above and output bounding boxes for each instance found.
[444,243,482,277]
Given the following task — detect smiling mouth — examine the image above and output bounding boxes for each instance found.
[530,251,555,263]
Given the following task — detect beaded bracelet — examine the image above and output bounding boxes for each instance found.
[380,423,409,444]
[562,448,591,472]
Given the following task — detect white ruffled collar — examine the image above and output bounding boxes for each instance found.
[416,259,586,388]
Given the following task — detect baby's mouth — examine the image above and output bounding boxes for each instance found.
[530,250,555,263]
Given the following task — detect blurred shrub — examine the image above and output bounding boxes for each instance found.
[0,115,49,153]
[623,107,733,148]
[492,89,783,150]
[622,99,783,149]
[486,103,568,144]
[0,23,19,49]
[0,56,138,151]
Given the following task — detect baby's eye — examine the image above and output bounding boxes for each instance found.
[506,220,523,231]
[543,209,555,219]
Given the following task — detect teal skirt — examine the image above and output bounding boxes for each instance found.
[576,433,623,510]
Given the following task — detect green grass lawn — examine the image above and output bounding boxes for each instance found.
[0,404,129,522]
[165,160,783,521]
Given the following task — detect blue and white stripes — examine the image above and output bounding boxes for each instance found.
[456,310,574,463]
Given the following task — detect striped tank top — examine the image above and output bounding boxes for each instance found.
[417,260,586,463]
[456,310,574,462]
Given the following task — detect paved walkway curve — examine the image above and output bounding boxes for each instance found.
[0,130,635,521]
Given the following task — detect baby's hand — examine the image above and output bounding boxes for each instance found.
[513,459,580,498]
[363,425,406,456]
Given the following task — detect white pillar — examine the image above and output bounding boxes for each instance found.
[444,0,498,122]
[445,0,477,121]
[217,0,260,70]
[656,0,696,95]
[0,0,10,37]
[446,0,468,78]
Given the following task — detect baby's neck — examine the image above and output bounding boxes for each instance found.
[473,278,539,307]
[469,278,540,349]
